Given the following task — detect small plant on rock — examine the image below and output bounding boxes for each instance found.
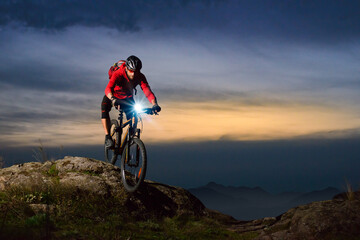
[0,156,4,169]
[345,180,355,201]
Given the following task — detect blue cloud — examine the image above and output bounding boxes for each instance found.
[0,0,359,43]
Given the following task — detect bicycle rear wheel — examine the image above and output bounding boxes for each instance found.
[120,138,147,192]
[105,120,120,164]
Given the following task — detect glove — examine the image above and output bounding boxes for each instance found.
[111,97,120,107]
[152,104,161,113]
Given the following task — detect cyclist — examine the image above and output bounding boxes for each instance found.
[101,55,161,148]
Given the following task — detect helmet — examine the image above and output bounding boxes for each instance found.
[126,55,142,71]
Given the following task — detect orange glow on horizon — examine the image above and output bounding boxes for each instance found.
[2,100,360,147]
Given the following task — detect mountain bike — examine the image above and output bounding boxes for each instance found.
[105,104,157,192]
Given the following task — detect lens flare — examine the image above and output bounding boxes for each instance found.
[134,104,143,113]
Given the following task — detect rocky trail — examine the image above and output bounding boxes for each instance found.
[1,156,359,240]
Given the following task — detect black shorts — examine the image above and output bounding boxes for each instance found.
[101,95,135,120]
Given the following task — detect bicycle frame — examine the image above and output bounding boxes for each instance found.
[112,107,141,158]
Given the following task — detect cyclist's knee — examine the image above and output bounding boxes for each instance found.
[102,111,110,119]
[101,95,112,119]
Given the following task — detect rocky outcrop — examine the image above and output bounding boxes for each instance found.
[229,191,360,240]
[0,156,206,220]
[1,156,359,239]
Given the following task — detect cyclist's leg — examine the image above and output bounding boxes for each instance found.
[121,98,135,137]
[121,97,135,120]
[101,95,114,148]
[101,95,112,134]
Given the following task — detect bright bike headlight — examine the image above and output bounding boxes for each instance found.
[134,104,143,113]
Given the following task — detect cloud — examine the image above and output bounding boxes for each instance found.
[1,23,359,101]
[0,0,359,43]
[1,27,359,148]
[0,0,141,31]
[1,2,360,150]
[0,28,109,94]
[294,128,360,140]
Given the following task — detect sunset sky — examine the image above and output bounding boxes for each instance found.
[1,0,360,192]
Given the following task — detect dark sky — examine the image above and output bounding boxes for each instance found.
[1,0,359,42]
[0,0,360,192]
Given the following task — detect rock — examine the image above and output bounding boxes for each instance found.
[258,198,360,240]
[229,193,360,240]
[0,156,207,220]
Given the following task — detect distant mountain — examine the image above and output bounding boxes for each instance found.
[204,182,270,203]
[290,187,341,205]
[187,184,247,207]
[188,182,341,220]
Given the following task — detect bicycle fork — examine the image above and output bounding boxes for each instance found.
[124,129,141,168]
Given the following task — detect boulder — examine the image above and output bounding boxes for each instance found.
[229,191,360,240]
[0,156,207,220]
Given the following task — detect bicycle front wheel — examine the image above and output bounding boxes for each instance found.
[121,138,147,192]
[105,120,120,164]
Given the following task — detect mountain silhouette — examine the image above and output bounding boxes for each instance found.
[189,182,341,220]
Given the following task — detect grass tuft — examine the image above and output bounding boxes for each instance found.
[345,180,355,201]
[0,156,4,169]
[47,163,59,177]
[32,139,48,163]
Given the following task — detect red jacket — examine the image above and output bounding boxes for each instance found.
[105,63,156,103]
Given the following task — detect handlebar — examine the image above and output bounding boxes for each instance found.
[142,108,158,115]
[115,105,159,115]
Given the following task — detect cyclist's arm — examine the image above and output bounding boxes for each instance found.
[139,75,156,105]
[105,72,118,100]
[150,98,157,105]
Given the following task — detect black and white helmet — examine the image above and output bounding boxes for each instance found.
[126,55,142,71]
